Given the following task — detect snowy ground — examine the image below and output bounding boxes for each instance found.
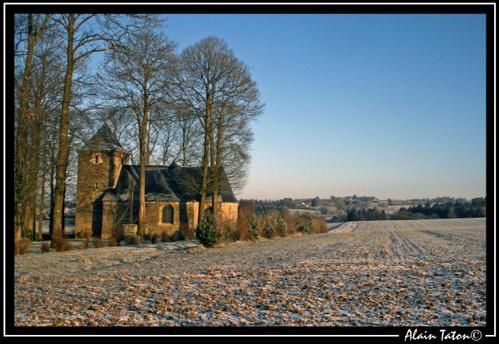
[15,218,486,327]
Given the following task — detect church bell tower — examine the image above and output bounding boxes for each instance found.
[75,124,125,238]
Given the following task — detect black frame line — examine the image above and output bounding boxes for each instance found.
[3,1,496,338]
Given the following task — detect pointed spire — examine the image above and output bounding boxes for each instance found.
[81,123,123,151]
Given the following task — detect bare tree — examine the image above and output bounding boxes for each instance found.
[98,15,176,237]
[50,14,133,243]
[175,36,262,221]
[174,37,224,222]
[23,29,65,240]
[211,54,263,210]
[157,116,180,166]
[176,106,202,166]
[155,105,202,166]
[14,14,51,240]
[218,102,259,193]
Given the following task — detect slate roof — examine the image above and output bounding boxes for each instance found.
[106,163,238,203]
[81,124,123,151]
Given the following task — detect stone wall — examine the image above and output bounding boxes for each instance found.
[75,149,123,238]
[99,199,238,241]
[144,201,181,237]
[188,201,199,229]
[187,202,239,227]
[219,202,239,225]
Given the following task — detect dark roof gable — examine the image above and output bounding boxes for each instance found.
[81,124,123,151]
[114,164,237,202]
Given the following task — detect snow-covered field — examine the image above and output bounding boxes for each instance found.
[14,218,486,327]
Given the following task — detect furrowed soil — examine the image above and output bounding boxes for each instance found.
[15,218,486,327]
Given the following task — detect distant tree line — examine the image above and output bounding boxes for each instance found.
[394,198,486,220]
[341,197,486,222]
[252,199,296,214]
[251,197,486,221]
[344,208,387,221]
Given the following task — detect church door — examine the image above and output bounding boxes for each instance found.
[92,200,102,237]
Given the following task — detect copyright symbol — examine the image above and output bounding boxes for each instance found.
[470,329,482,341]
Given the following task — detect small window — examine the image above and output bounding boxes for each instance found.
[162,205,174,224]
[91,153,103,165]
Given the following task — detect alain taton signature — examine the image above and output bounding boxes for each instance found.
[404,329,483,342]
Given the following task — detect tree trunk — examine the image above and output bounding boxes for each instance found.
[52,21,75,244]
[38,159,47,241]
[48,139,56,237]
[198,95,212,224]
[21,113,38,237]
[15,15,37,240]
[129,178,134,224]
[212,108,225,221]
[137,101,148,238]
[15,14,50,241]
[181,129,188,166]
[209,105,217,216]
[22,201,33,239]
[25,87,44,239]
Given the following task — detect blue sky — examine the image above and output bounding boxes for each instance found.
[162,14,486,200]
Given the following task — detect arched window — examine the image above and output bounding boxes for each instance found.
[162,205,174,224]
[91,153,103,164]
